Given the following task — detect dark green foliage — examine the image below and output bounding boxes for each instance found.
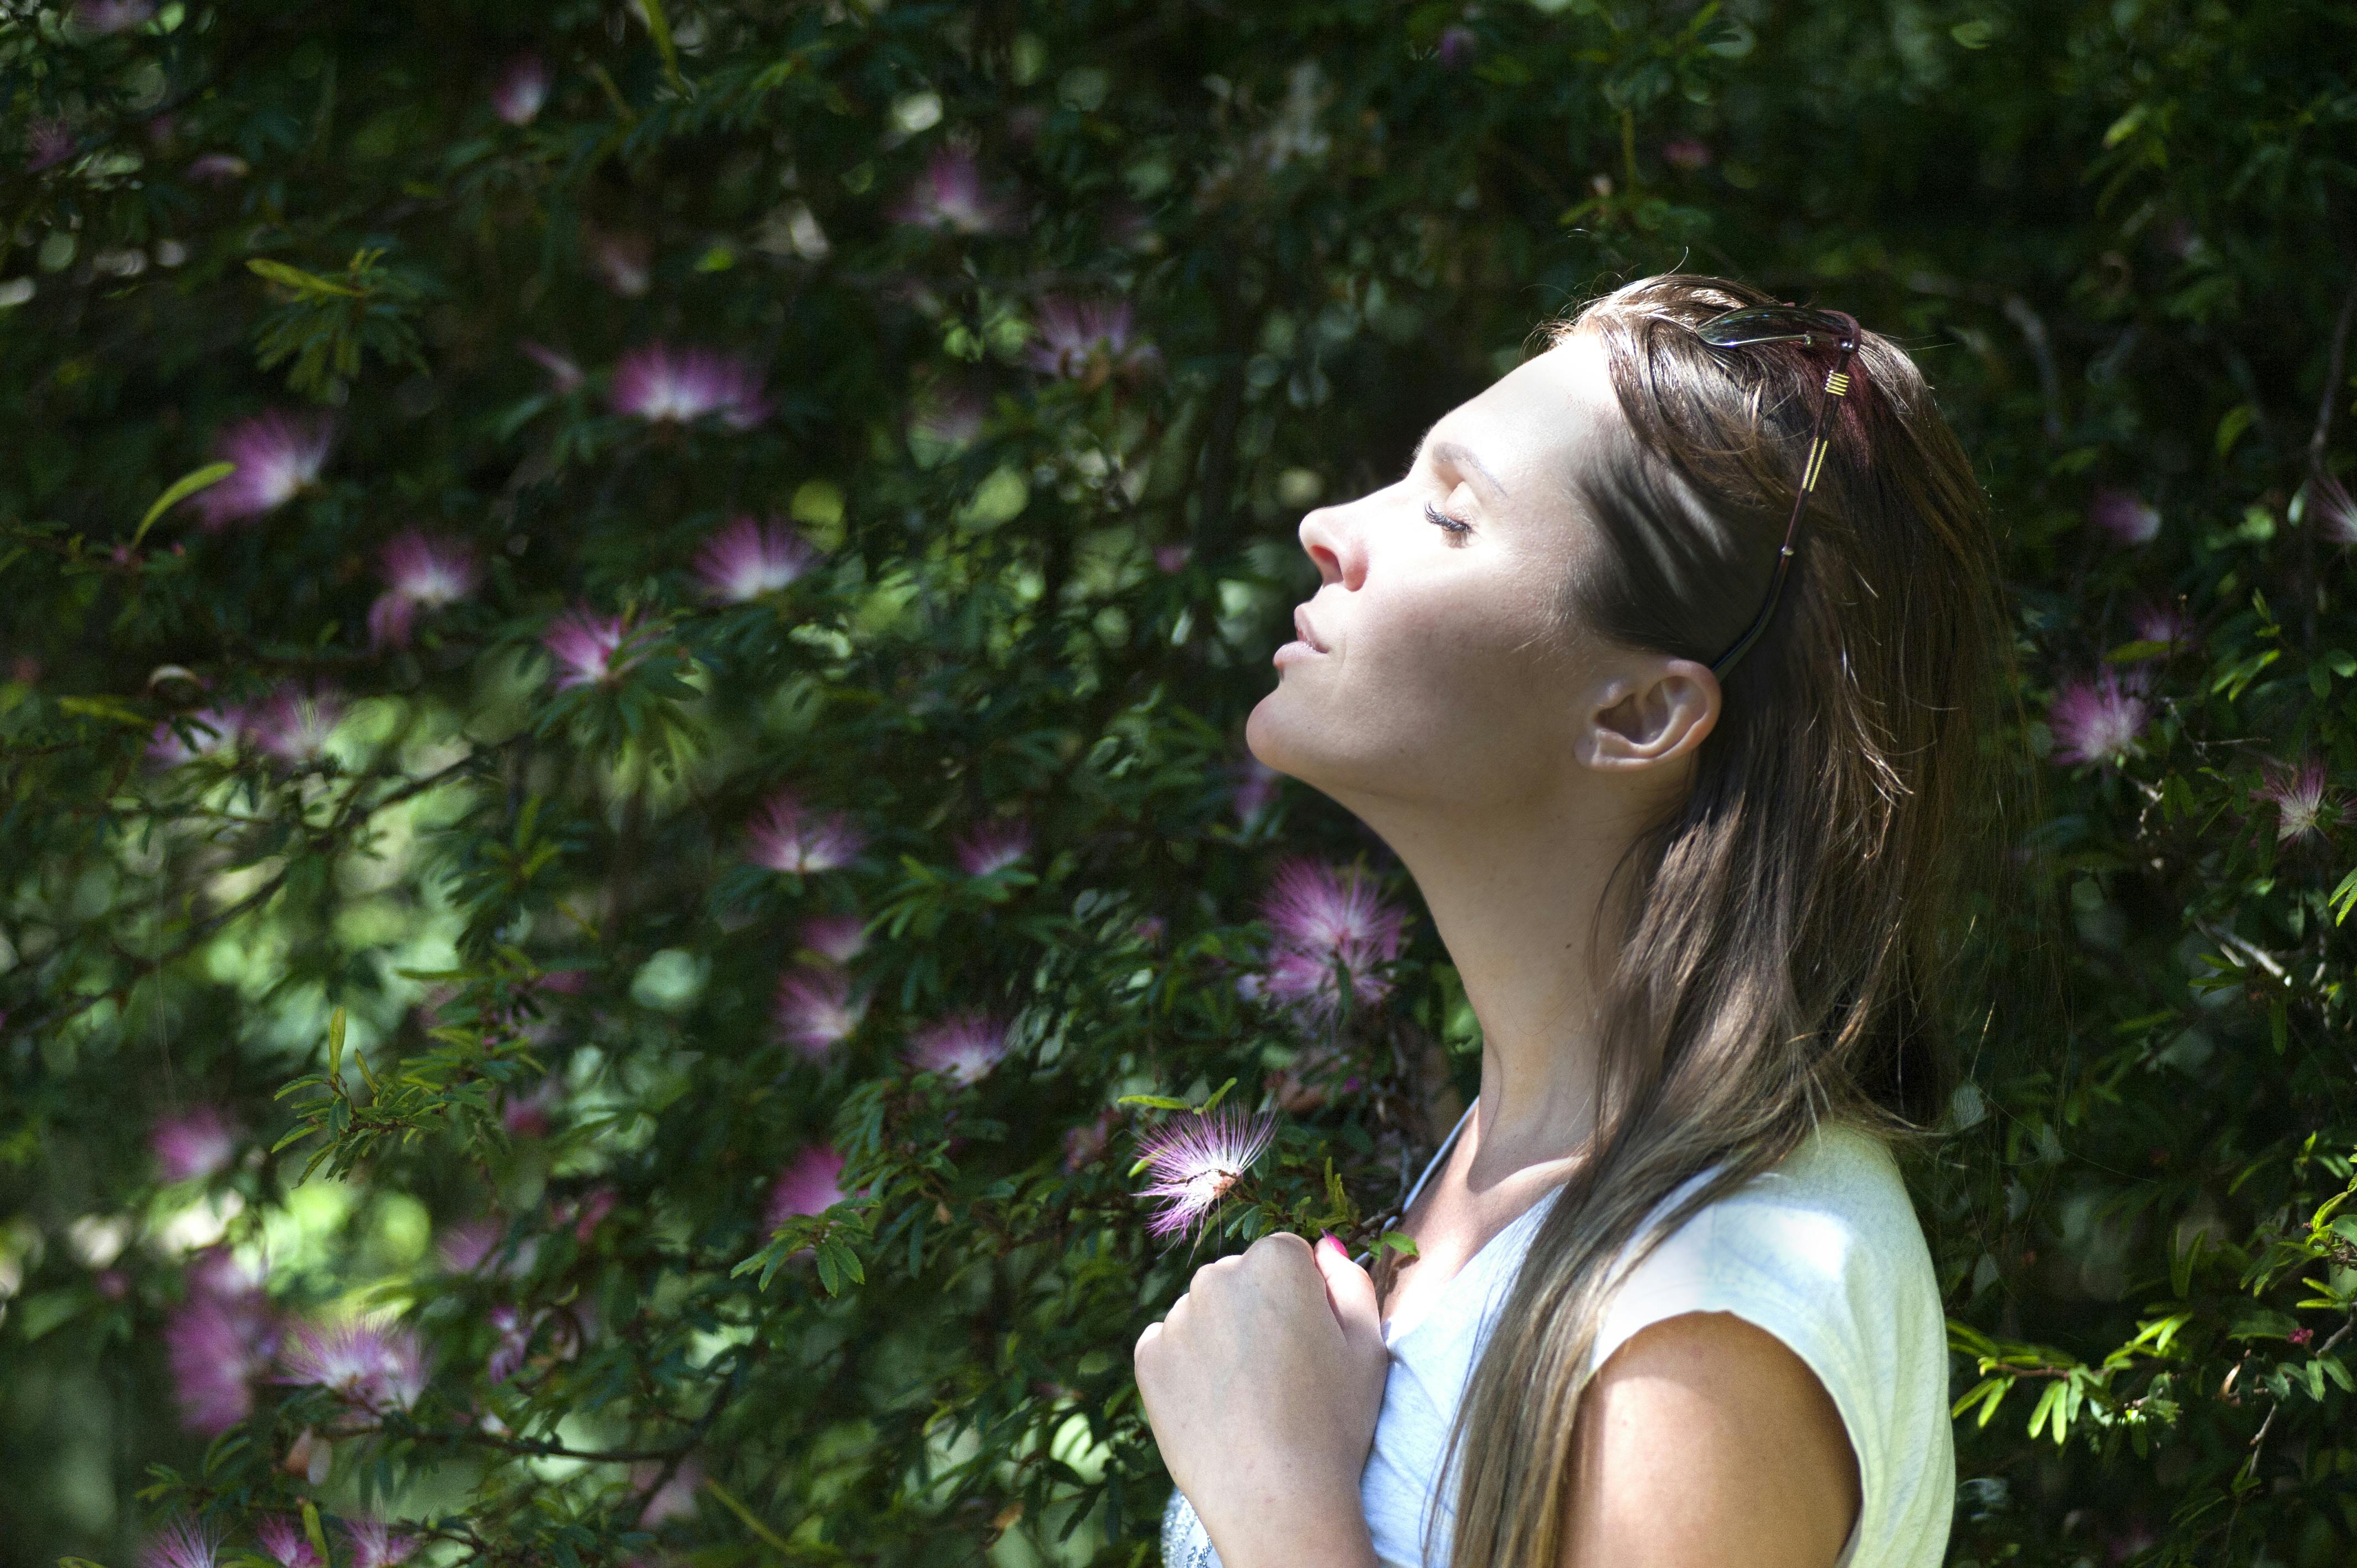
[3,2,2355,1565]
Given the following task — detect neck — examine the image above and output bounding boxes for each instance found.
[1345,778,1658,1191]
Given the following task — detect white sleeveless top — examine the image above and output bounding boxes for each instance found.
[1161,1107,1954,1568]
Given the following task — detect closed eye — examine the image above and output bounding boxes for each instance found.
[1424,501,1473,543]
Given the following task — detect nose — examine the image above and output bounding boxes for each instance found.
[1298,504,1363,591]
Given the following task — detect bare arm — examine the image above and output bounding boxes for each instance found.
[1558,1311,1862,1568]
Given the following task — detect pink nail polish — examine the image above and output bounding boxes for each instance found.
[1318,1232,1347,1257]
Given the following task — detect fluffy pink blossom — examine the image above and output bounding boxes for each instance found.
[1063,1108,1116,1172]
[1661,137,1713,171]
[2086,486,2161,546]
[905,1009,1010,1085]
[491,53,552,125]
[694,516,819,602]
[541,606,646,690]
[764,1143,848,1228]
[909,382,987,455]
[559,1185,619,1243]
[1133,1106,1278,1241]
[148,704,248,767]
[165,1255,279,1434]
[890,147,1020,235]
[610,342,770,430]
[27,118,75,174]
[519,338,585,394]
[2048,670,2150,767]
[344,1518,415,1568]
[500,1079,560,1138]
[186,152,249,183]
[585,225,650,296]
[70,0,156,34]
[140,1519,220,1568]
[2255,757,2348,845]
[279,1317,428,1414]
[953,817,1032,876]
[2312,474,2357,546]
[254,1516,320,1568]
[252,682,346,763]
[1434,25,1479,69]
[797,912,869,965]
[1025,296,1160,386]
[635,1458,706,1526]
[151,1105,238,1182]
[1154,544,1192,574]
[436,1218,508,1274]
[486,1305,540,1383]
[745,791,866,874]
[1255,858,1412,1022]
[2127,600,2194,654]
[774,966,866,1058]
[368,529,480,650]
[192,411,334,528]
[1232,756,1283,826]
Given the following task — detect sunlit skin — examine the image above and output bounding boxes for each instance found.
[1133,329,1862,1568]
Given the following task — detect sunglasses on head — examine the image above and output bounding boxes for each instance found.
[1689,305,1862,680]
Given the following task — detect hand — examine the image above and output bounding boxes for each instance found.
[1134,1232,1388,1568]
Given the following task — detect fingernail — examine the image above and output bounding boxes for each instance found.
[1318,1232,1347,1257]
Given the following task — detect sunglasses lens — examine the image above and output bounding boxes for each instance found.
[1696,306,1848,347]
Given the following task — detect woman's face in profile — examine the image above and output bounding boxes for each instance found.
[1247,329,1624,815]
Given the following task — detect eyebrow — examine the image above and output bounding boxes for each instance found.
[1409,433,1510,501]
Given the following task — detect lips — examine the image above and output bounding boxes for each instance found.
[1293,605,1327,653]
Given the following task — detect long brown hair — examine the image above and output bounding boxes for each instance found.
[1435,272,2009,1567]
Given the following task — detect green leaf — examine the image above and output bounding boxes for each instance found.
[1199,1077,1238,1115]
[2328,865,2357,925]
[246,257,364,297]
[1116,1095,1193,1112]
[2214,403,2254,458]
[1376,1231,1419,1259]
[132,461,236,546]
[301,1503,330,1567]
[55,696,150,728]
[638,0,685,90]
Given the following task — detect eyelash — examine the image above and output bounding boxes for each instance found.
[1423,501,1474,543]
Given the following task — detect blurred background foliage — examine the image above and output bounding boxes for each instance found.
[4,0,2356,1564]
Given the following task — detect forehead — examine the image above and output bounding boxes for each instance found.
[1421,329,1614,491]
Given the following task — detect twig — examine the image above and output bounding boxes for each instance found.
[2000,295,2066,442]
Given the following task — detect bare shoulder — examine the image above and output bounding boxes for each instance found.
[1558,1311,1861,1568]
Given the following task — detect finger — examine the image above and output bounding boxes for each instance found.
[1313,1232,1383,1349]
[1135,1321,1163,1357]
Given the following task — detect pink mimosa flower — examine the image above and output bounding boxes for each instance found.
[635,1457,705,1526]
[2087,487,2161,546]
[70,0,156,34]
[585,225,650,296]
[774,966,867,1058]
[953,817,1032,877]
[486,1305,541,1383]
[1434,25,1479,69]
[193,411,334,528]
[255,1516,321,1568]
[764,1143,848,1228]
[344,1518,415,1568]
[2127,600,2194,654]
[1256,858,1411,1021]
[745,791,866,874]
[1063,1108,1116,1172]
[166,1255,279,1434]
[891,147,1020,235]
[2313,474,2357,546]
[2255,757,2346,844]
[797,911,869,965]
[435,1218,506,1273]
[610,342,770,429]
[1025,296,1160,386]
[561,1185,619,1242]
[186,152,249,183]
[909,382,987,455]
[1661,137,1713,170]
[905,1010,1010,1085]
[1153,544,1192,574]
[491,53,551,125]
[2048,670,2149,768]
[693,516,819,602]
[1232,757,1282,826]
[27,118,74,173]
[140,1519,220,1568]
[279,1317,428,1414]
[541,606,645,690]
[1133,1106,1278,1241]
[151,1105,238,1182]
[253,682,345,763]
[519,338,585,394]
[368,529,480,650]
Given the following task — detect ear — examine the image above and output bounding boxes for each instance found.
[1574,658,1721,772]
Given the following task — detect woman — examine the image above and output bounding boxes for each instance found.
[1138,272,2004,1568]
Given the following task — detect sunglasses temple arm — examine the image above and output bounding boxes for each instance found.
[1708,338,1860,681]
